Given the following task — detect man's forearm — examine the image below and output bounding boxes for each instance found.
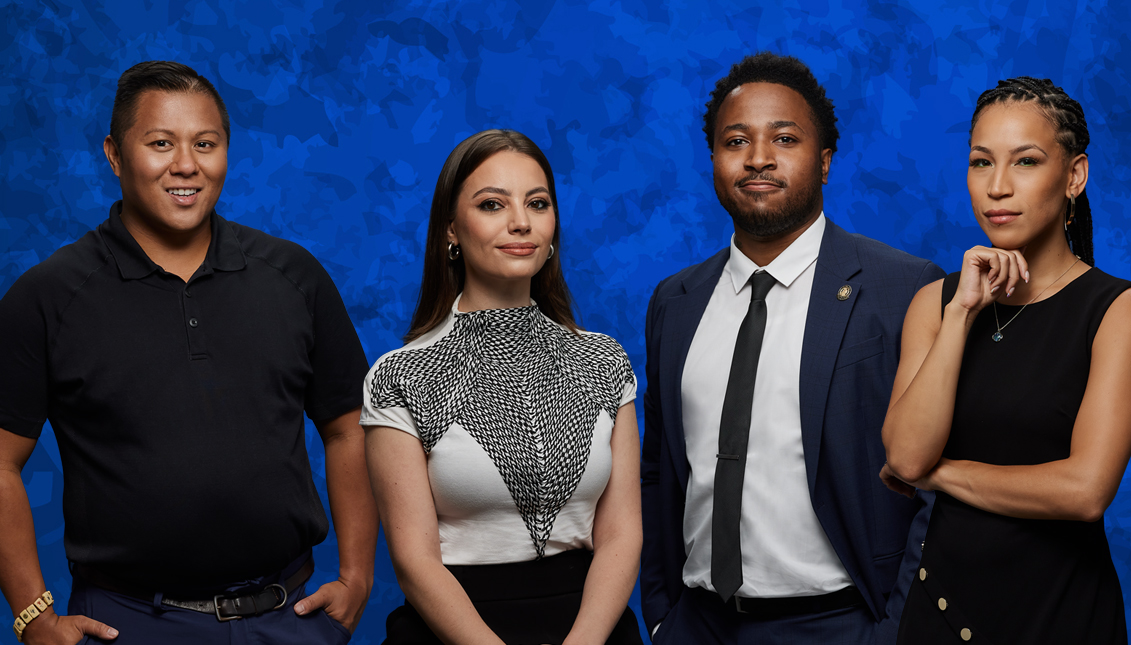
[321,412,379,583]
[0,469,51,621]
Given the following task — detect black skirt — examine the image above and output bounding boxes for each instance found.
[384,549,642,645]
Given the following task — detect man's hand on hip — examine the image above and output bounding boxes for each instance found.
[21,608,118,644]
[293,576,369,633]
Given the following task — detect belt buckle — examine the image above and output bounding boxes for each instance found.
[733,596,748,614]
[213,594,241,622]
[212,582,287,622]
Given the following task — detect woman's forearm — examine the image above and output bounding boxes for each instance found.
[929,458,1112,522]
[368,426,505,645]
[563,401,642,644]
[395,558,506,645]
[563,534,642,645]
[883,302,977,481]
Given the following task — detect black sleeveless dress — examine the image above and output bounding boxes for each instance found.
[898,268,1131,645]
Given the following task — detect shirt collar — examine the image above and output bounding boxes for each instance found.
[100,200,246,280]
[725,213,826,294]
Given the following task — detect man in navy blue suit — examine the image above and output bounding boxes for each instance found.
[640,52,944,644]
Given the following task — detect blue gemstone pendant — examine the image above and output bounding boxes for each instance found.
[992,331,1003,342]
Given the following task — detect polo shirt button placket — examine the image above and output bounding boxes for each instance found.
[184,285,206,359]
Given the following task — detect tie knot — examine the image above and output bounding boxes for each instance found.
[749,270,776,302]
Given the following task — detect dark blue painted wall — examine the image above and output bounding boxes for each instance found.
[4,1,1131,642]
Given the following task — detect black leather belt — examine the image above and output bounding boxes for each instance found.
[73,558,314,622]
[690,585,866,619]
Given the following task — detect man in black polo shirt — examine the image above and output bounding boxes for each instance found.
[0,61,377,644]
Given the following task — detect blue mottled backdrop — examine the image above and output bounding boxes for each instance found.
[3,0,1131,641]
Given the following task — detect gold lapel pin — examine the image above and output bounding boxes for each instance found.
[837,285,852,301]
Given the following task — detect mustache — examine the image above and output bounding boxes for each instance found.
[735,173,787,189]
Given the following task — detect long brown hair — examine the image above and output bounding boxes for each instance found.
[404,129,579,342]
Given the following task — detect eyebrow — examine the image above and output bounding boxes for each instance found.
[142,128,224,138]
[472,186,509,198]
[722,120,805,133]
[471,186,550,199]
[970,144,1049,156]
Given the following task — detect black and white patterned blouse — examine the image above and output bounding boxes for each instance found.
[361,296,637,565]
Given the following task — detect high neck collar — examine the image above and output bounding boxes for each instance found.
[451,293,538,316]
[451,293,542,338]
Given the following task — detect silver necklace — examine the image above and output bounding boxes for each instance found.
[992,258,1079,342]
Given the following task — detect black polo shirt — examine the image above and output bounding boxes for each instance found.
[0,202,369,591]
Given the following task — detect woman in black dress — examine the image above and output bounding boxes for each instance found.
[881,77,1131,643]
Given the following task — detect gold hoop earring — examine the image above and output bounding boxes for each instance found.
[1065,193,1076,233]
[447,242,461,261]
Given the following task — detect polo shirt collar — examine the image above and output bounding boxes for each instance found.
[725,213,825,293]
[101,200,246,280]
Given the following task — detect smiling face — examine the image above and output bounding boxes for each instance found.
[104,90,228,242]
[448,150,557,293]
[711,82,832,240]
[968,101,1085,252]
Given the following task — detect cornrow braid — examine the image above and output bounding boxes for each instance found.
[971,76,1093,265]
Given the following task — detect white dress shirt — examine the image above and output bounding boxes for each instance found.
[680,214,853,598]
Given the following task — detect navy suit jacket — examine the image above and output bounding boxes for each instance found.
[640,219,945,643]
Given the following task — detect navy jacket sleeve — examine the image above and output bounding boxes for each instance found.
[874,259,946,645]
[640,280,670,632]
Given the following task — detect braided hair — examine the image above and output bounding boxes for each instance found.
[970,77,1093,265]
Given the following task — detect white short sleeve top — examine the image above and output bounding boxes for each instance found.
[361,298,636,565]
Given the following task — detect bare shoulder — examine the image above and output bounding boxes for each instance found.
[1093,288,1131,350]
[906,277,946,327]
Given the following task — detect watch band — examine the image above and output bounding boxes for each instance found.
[13,590,53,643]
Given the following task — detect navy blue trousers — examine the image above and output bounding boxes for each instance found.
[651,587,875,645]
[67,574,351,645]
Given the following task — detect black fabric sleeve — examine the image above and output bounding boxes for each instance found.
[0,272,50,438]
[303,262,369,423]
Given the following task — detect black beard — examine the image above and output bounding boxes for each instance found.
[715,173,823,239]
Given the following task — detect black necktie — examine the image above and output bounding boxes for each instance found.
[712,270,776,602]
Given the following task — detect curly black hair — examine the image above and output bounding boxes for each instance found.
[703,51,839,154]
[971,76,1093,265]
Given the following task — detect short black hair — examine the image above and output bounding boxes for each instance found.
[109,61,230,147]
[703,52,839,154]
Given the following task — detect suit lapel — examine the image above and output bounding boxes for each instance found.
[799,221,861,493]
[660,249,728,490]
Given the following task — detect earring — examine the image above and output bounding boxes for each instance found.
[548,244,555,259]
[447,242,461,260]
[1065,193,1076,232]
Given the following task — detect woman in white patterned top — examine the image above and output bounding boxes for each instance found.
[363,130,643,645]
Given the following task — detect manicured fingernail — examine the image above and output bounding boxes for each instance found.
[1007,288,1014,297]
[108,629,119,637]
[990,286,999,294]
[1024,271,1030,282]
